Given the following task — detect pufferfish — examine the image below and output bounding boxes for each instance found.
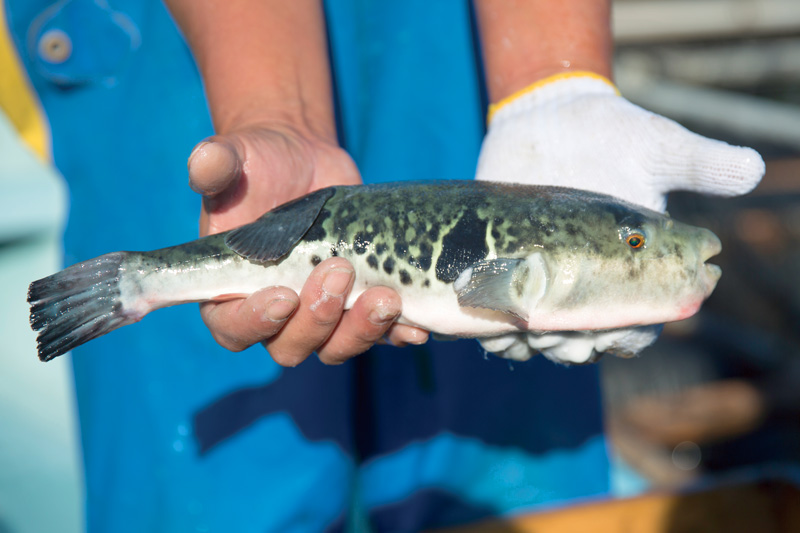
[29,180,722,364]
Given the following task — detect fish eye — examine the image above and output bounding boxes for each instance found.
[626,233,646,249]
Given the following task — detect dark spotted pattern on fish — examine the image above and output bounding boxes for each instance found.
[435,208,488,283]
[366,254,379,270]
[295,181,673,290]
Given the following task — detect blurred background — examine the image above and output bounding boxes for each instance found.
[0,108,79,532]
[601,0,800,530]
[1,0,799,532]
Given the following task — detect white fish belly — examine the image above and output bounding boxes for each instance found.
[119,252,316,316]
[383,282,520,337]
[120,243,520,338]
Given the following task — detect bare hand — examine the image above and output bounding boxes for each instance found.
[187,124,428,365]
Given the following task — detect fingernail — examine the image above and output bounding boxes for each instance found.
[322,267,353,298]
[187,142,210,194]
[368,302,400,326]
[264,297,298,322]
[188,141,209,169]
[404,329,429,345]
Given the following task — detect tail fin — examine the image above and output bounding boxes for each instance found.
[28,252,137,361]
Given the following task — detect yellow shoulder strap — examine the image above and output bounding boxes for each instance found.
[0,4,51,161]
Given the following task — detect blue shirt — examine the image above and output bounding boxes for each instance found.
[5,1,610,530]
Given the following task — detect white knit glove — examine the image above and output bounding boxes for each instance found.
[475,72,765,212]
[474,72,765,364]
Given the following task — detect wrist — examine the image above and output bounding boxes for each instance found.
[476,0,613,102]
[201,45,338,144]
[489,60,614,104]
[212,97,338,146]
[167,0,338,144]
[487,71,619,124]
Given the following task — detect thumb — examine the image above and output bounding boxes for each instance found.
[187,138,243,197]
[648,121,766,198]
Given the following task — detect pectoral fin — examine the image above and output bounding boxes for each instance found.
[454,254,548,321]
[225,187,335,262]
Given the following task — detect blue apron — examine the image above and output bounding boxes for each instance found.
[5,1,609,530]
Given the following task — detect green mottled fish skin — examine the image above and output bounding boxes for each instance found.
[300,181,678,283]
[179,180,707,287]
[29,180,721,362]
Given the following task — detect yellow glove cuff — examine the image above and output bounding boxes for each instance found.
[486,71,619,124]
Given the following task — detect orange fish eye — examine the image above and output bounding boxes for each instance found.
[626,233,645,249]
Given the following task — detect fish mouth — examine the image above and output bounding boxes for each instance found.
[704,263,722,285]
[699,228,723,293]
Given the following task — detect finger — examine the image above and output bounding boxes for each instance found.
[647,119,765,198]
[316,286,401,365]
[263,258,354,367]
[680,138,764,197]
[200,286,299,352]
[187,138,242,196]
[382,324,430,348]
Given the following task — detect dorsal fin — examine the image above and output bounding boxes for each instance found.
[224,187,335,262]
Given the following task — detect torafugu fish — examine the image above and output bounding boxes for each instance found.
[28,181,722,364]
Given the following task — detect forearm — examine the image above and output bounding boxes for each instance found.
[474,0,613,103]
[165,0,336,141]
